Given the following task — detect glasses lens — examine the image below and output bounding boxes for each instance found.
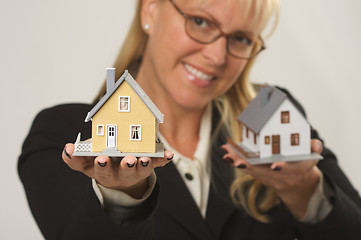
[186,16,220,43]
[182,9,264,59]
[227,33,262,58]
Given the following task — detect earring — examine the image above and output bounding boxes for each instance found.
[144,24,150,30]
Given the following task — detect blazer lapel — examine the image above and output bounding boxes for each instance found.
[155,162,214,240]
[205,103,237,238]
[154,104,236,239]
[205,184,236,239]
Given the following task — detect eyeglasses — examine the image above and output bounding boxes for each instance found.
[169,0,266,59]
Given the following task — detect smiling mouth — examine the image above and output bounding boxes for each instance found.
[184,63,214,81]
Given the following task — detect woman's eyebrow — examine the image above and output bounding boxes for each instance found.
[186,8,257,35]
[184,6,222,26]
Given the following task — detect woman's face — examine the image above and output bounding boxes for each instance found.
[141,0,263,111]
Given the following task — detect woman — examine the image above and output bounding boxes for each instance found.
[18,0,361,239]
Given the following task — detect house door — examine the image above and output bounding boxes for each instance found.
[272,135,280,154]
[107,125,116,148]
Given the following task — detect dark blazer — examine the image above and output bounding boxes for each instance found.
[18,89,361,240]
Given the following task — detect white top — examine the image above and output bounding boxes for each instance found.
[92,104,332,222]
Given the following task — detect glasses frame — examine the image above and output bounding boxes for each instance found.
[169,0,266,59]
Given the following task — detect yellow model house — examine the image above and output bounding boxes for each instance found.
[73,68,164,157]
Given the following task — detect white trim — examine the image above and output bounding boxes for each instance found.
[130,125,142,141]
[118,96,130,112]
[106,125,117,148]
[97,124,104,136]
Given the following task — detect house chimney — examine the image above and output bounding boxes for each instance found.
[106,68,116,93]
[260,85,270,107]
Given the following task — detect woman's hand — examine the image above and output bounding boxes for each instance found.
[62,143,173,199]
[222,139,323,219]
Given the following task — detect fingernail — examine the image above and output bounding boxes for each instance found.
[98,161,107,167]
[223,157,233,164]
[237,164,247,169]
[141,160,149,167]
[127,162,135,168]
[63,146,71,159]
[167,155,174,161]
[273,166,281,171]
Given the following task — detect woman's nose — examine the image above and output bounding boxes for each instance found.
[201,36,227,66]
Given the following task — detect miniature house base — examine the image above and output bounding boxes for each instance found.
[227,137,322,165]
[72,133,165,158]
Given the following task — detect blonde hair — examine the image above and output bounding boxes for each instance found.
[217,0,281,223]
[94,0,280,223]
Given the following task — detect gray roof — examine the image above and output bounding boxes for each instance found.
[85,70,164,123]
[238,85,287,133]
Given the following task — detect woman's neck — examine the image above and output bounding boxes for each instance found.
[159,106,205,159]
[136,65,205,159]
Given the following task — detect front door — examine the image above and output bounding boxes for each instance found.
[107,125,116,149]
[272,135,280,154]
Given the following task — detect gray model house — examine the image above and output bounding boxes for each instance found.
[228,85,322,164]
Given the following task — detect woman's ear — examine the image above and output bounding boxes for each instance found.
[140,0,159,34]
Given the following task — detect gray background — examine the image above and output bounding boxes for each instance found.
[1,0,360,239]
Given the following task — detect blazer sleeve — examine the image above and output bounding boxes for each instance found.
[277,87,361,239]
[18,104,158,240]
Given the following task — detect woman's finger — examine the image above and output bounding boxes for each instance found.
[62,143,94,173]
[311,139,323,154]
[221,144,251,169]
[93,156,113,185]
[119,155,138,179]
[151,150,174,168]
[136,157,153,179]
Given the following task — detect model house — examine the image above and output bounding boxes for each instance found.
[73,68,164,157]
[227,85,322,164]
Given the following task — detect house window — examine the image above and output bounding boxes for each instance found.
[119,96,130,112]
[243,126,248,138]
[130,125,141,141]
[97,125,104,135]
[108,126,115,136]
[281,111,290,123]
[291,133,300,146]
[265,136,270,144]
[245,127,249,138]
[253,132,257,144]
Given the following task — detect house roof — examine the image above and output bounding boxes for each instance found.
[85,70,164,123]
[238,85,287,133]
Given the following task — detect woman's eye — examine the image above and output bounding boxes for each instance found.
[190,17,209,28]
[233,35,253,46]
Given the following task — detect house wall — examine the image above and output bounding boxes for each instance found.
[260,100,310,158]
[91,81,157,153]
[242,126,260,153]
